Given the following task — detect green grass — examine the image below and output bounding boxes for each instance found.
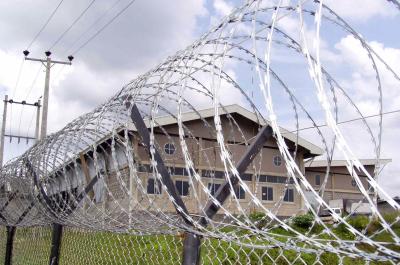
[1,222,398,265]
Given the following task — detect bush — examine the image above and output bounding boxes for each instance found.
[292,214,314,229]
[383,212,400,228]
[248,212,268,229]
[348,215,369,231]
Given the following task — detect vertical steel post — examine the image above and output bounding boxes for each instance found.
[0,95,8,166]
[4,226,16,265]
[182,233,202,265]
[49,223,63,265]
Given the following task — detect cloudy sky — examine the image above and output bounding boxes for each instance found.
[0,0,399,195]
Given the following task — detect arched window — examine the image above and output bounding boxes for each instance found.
[164,143,176,155]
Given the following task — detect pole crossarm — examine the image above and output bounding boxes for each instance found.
[4,134,36,141]
[25,57,72,66]
[3,99,41,107]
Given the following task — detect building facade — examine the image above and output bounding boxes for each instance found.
[304,159,391,212]
[99,105,323,218]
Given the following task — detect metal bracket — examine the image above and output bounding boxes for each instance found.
[128,104,192,226]
[183,125,273,265]
[0,191,18,222]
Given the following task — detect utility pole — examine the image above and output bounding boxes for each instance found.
[24,50,73,265]
[0,96,40,265]
[0,95,8,166]
[23,50,73,139]
[0,97,41,166]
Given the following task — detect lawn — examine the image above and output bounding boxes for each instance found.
[0,213,399,265]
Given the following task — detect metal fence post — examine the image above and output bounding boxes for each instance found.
[182,233,202,265]
[4,226,16,265]
[49,223,63,265]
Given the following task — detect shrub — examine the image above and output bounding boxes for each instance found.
[248,212,268,229]
[348,215,369,231]
[310,223,324,234]
[366,218,381,234]
[383,212,400,229]
[292,214,314,229]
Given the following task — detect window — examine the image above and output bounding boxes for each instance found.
[258,175,292,184]
[273,155,282,167]
[262,187,273,201]
[147,178,162,194]
[315,175,321,186]
[208,183,221,196]
[234,185,245,199]
[284,188,294,202]
[351,179,357,187]
[241,174,252,181]
[175,180,189,196]
[168,167,196,176]
[202,170,224,179]
[164,143,176,155]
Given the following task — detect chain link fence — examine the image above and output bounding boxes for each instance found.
[1,224,397,264]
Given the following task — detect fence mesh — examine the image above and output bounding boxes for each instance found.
[59,227,183,265]
[11,226,52,265]
[0,226,6,262]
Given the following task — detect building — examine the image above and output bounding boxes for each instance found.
[29,104,390,221]
[378,196,400,214]
[304,159,392,213]
[97,104,323,218]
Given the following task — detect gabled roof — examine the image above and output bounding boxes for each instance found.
[304,159,392,168]
[130,104,324,157]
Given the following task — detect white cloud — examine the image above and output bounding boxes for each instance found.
[324,0,397,21]
[213,0,234,17]
[0,0,208,162]
[331,35,400,196]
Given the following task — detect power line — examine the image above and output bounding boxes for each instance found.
[48,0,97,50]
[284,108,400,134]
[8,58,26,141]
[54,0,136,81]
[24,64,43,100]
[11,58,25,99]
[63,0,124,55]
[26,0,65,50]
[15,65,43,141]
[72,0,137,55]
